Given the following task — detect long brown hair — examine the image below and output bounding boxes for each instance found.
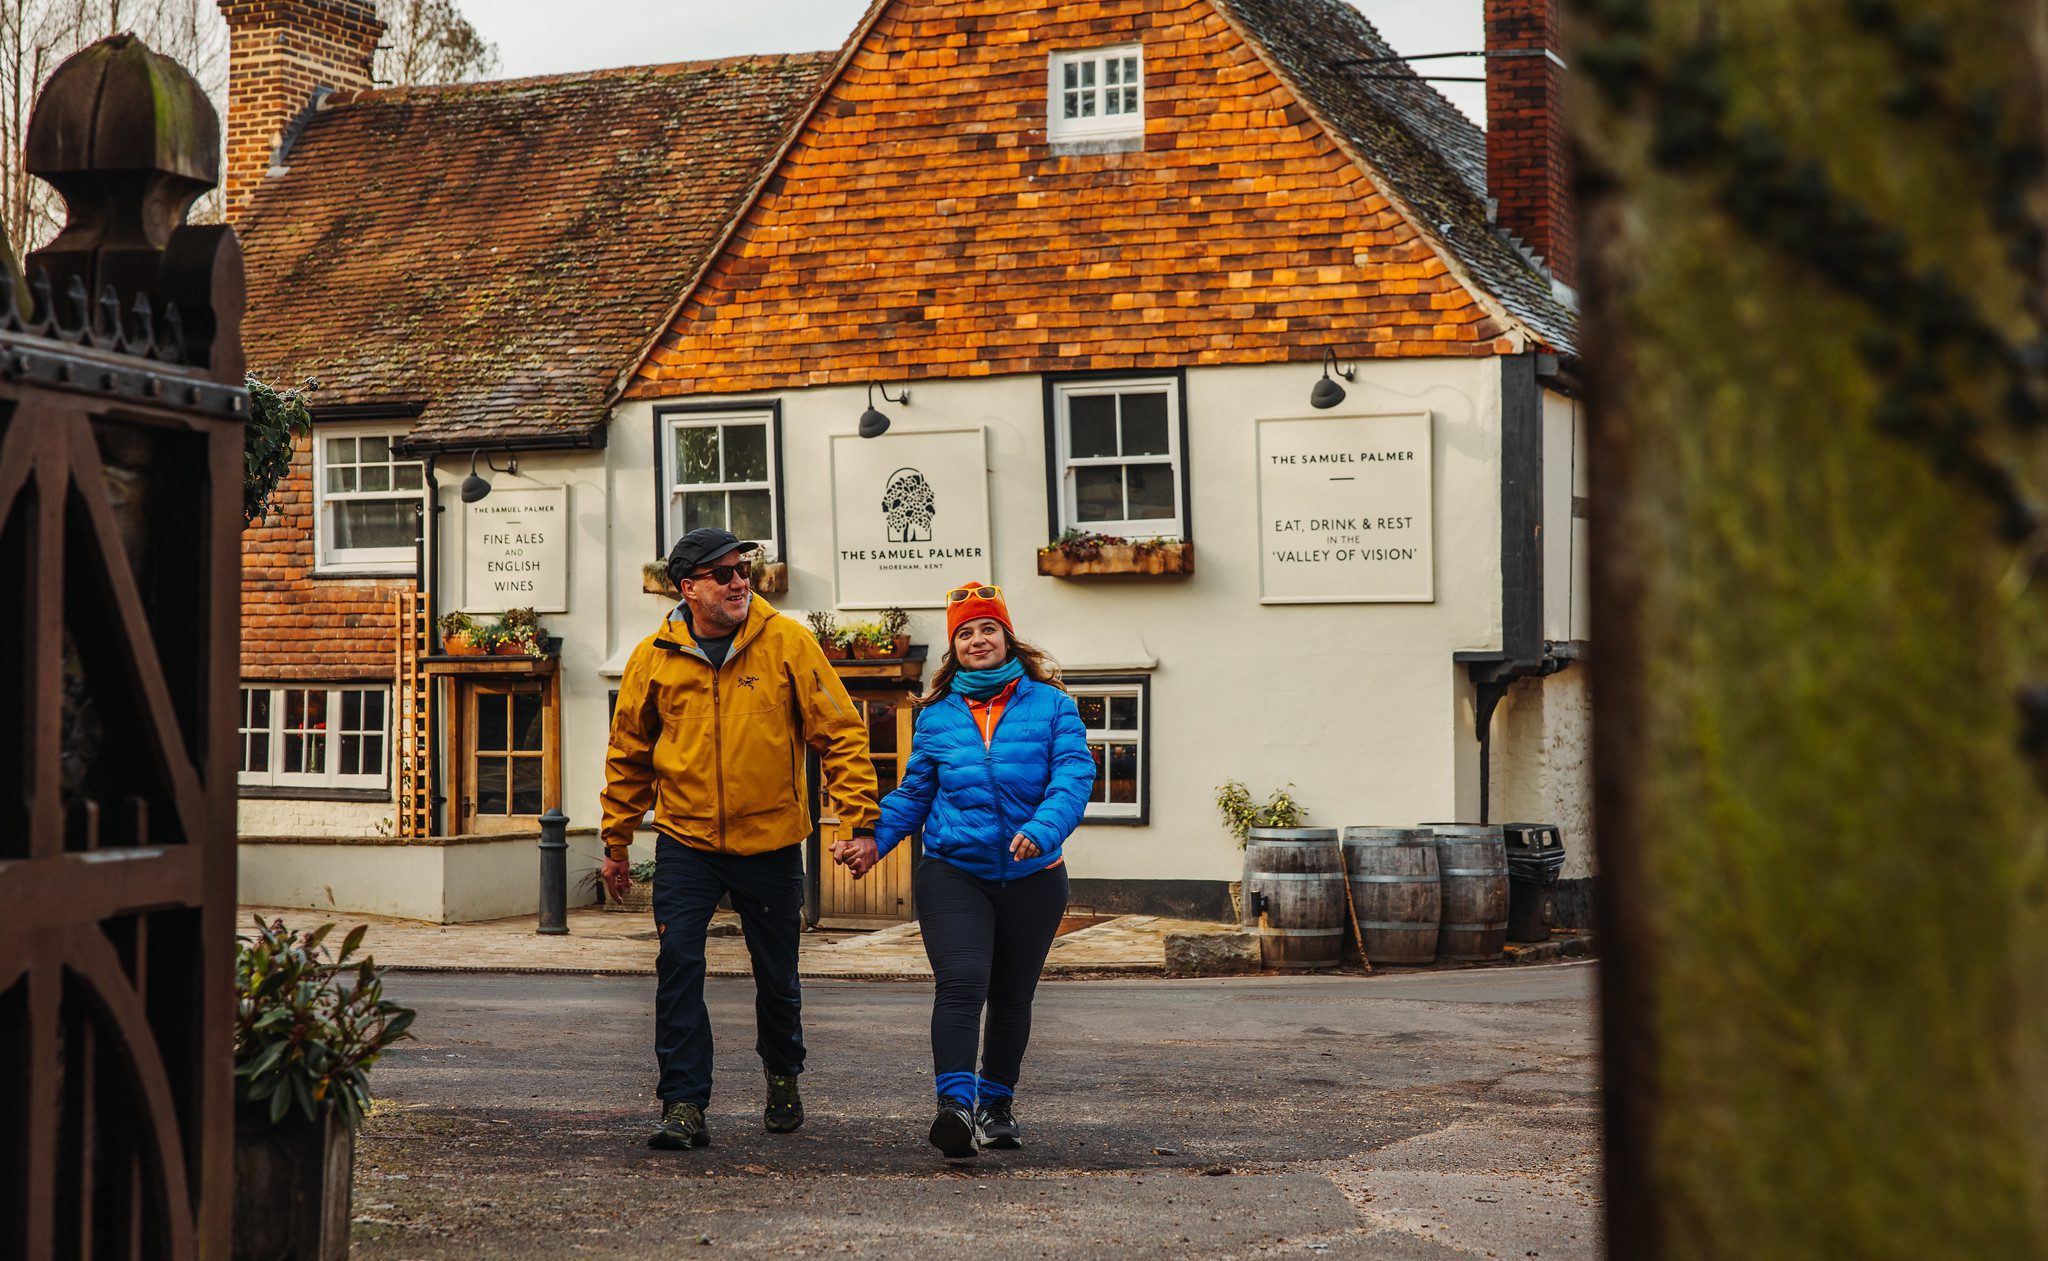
[918,625,1065,706]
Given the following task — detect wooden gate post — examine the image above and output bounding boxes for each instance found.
[0,35,248,1260]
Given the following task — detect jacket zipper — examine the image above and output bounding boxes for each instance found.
[984,720,1007,884]
[711,669,726,851]
[812,669,846,717]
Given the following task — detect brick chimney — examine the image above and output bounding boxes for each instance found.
[1483,0,1573,288]
[217,0,382,219]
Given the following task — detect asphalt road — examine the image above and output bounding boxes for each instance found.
[350,965,1602,1259]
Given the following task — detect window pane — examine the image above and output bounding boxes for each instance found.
[324,437,355,465]
[1109,695,1138,730]
[361,691,385,730]
[477,696,507,751]
[244,732,268,774]
[1125,463,1177,521]
[875,759,900,799]
[249,689,270,726]
[1105,58,1123,86]
[1068,395,1118,457]
[359,464,391,492]
[1063,62,1079,90]
[341,690,361,729]
[729,489,773,544]
[1074,467,1123,523]
[334,499,416,550]
[360,733,384,775]
[1120,392,1170,455]
[393,463,424,491]
[476,759,508,815]
[724,424,768,483]
[1078,60,1095,88]
[340,735,361,775]
[1120,86,1139,113]
[681,490,725,533]
[1109,743,1138,803]
[675,426,721,485]
[1064,90,1083,120]
[511,757,544,814]
[867,700,897,755]
[283,733,305,774]
[326,465,356,493]
[286,732,324,775]
[512,692,545,751]
[1075,694,1106,729]
[1088,743,1107,803]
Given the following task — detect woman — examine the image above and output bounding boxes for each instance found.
[833,583,1095,1158]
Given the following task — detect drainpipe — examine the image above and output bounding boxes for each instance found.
[423,453,446,837]
[1455,352,1578,823]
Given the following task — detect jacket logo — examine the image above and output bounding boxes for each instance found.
[737,674,760,689]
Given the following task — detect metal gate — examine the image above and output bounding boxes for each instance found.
[0,36,247,1259]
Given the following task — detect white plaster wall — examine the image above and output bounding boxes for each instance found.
[238,796,392,838]
[1491,665,1595,878]
[1541,387,1585,644]
[603,357,1523,884]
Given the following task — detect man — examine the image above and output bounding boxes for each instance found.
[601,527,878,1150]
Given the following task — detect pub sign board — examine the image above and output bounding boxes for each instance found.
[462,485,569,613]
[1256,412,1435,603]
[830,427,992,609]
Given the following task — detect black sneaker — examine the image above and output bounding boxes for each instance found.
[648,1099,711,1150]
[765,1072,804,1134]
[928,1102,978,1159]
[974,1097,1022,1150]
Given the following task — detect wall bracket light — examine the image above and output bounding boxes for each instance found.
[460,447,519,502]
[1310,348,1356,410]
[858,382,910,438]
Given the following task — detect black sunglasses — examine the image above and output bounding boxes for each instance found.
[684,560,752,584]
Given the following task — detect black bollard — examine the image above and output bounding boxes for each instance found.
[537,808,569,935]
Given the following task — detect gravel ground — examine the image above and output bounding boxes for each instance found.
[350,965,1602,1259]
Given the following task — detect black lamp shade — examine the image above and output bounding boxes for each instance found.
[1310,375,1347,410]
[858,406,891,439]
[460,472,491,502]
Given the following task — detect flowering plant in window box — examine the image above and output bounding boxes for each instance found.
[437,612,485,656]
[806,609,851,660]
[1037,532,1192,578]
[640,551,787,597]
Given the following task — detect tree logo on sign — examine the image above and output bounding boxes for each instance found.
[881,468,936,542]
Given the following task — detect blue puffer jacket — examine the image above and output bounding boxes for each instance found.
[875,677,1096,881]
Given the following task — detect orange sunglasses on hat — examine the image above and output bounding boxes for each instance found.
[945,582,1013,641]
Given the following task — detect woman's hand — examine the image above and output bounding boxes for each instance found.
[836,835,881,879]
[1010,833,1041,860]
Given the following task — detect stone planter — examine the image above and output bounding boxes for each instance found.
[1036,541,1193,578]
[234,1102,353,1261]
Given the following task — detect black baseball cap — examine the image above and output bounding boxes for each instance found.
[667,527,759,582]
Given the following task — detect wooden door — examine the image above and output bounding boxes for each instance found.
[453,678,560,835]
[817,692,919,928]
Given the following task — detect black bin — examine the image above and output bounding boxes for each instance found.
[1503,823,1565,943]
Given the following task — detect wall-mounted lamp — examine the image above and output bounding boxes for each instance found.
[459,448,519,503]
[858,382,910,438]
[1310,348,1355,410]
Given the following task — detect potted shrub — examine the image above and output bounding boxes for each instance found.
[498,607,547,657]
[845,619,890,659]
[807,609,850,660]
[1037,530,1194,578]
[1215,781,1309,923]
[468,620,510,656]
[879,606,911,657]
[437,611,482,656]
[233,917,415,1261]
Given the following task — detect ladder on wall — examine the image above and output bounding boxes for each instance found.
[394,590,434,838]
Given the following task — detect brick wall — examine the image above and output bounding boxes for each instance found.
[242,443,411,680]
[218,0,382,218]
[630,0,1514,398]
[1483,0,1573,286]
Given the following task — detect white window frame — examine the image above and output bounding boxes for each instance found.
[238,684,391,791]
[661,409,782,562]
[1053,377,1184,538]
[1048,43,1145,143]
[1070,679,1147,823]
[312,425,425,574]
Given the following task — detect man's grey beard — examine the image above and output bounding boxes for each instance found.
[697,590,751,634]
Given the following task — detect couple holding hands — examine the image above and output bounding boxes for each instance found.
[600,528,1095,1159]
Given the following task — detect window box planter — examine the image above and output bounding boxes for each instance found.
[640,560,787,597]
[849,634,912,660]
[1037,539,1193,578]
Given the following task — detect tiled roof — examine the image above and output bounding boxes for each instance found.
[237,53,833,448]
[1215,0,1577,353]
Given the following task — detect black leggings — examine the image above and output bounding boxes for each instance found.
[915,857,1069,1109]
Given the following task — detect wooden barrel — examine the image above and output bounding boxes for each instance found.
[1243,828,1345,970]
[1427,824,1508,961]
[1340,827,1439,964]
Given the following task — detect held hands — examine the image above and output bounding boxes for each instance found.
[831,835,881,879]
[600,856,632,900]
[1010,833,1041,861]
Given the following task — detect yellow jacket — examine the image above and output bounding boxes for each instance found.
[601,596,878,855]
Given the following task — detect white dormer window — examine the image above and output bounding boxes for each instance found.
[1049,44,1144,143]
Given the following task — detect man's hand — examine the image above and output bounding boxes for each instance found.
[1010,833,1041,860]
[601,855,633,900]
[839,835,880,879]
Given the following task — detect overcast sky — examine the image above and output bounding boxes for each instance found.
[476,1,1488,123]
